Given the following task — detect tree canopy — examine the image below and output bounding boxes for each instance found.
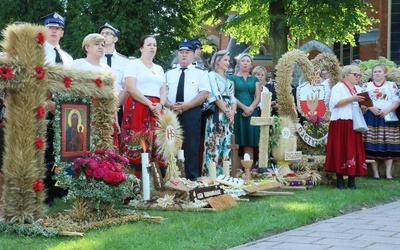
[200,0,378,66]
[0,0,205,68]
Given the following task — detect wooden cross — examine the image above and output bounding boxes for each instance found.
[227,134,239,177]
[0,24,116,223]
[250,92,273,168]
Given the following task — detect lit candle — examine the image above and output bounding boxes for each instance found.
[141,153,150,201]
[178,149,184,160]
[244,153,250,161]
[209,162,216,181]
[223,161,230,176]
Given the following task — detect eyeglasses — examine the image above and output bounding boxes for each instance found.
[101,31,115,37]
[350,72,361,77]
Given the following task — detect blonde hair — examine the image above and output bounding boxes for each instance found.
[252,66,267,77]
[82,33,105,54]
[341,65,359,79]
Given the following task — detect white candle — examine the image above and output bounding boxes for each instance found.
[141,153,150,201]
[209,162,216,181]
[223,161,230,176]
[244,153,250,161]
[178,149,184,160]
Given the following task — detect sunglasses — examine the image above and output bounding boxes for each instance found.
[350,72,361,77]
[101,31,115,37]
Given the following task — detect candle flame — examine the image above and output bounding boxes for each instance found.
[141,140,147,153]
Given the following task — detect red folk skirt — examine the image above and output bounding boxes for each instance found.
[120,96,165,167]
[325,119,367,176]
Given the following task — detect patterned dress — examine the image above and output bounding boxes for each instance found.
[202,71,236,176]
[229,74,260,146]
[362,81,400,159]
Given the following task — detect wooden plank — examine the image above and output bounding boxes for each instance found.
[248,191,295,196]
[132,205,216,212]
[206,194,239,210]
[242,182,282,193]
[280,186,309,191]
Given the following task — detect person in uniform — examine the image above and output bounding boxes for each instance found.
[42,12,73,67]
[41,12,73,206]
[98,23,129,129]
[189,38,205,69]
[165,40,210,181]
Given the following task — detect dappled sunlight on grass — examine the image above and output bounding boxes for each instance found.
[281,202,315,212]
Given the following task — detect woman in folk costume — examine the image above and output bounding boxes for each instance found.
[325,65,367,189]
[361,63,400,180]
[119,35,166,169]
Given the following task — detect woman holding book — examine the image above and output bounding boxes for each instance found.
[361,63,400,180]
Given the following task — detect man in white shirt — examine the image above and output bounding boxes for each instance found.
[41,12,73,206]
[165,40,210,181]
[41,12,73,67]
[98,23,129,127]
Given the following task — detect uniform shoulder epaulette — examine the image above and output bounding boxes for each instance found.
[117,52,128,59]
[165,65,178,73]
[195,65,207,71]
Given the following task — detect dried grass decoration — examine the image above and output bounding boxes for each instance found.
[155,109,183,181]
[271,116,297,161]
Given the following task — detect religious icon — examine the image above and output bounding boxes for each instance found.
[59,101,90,162]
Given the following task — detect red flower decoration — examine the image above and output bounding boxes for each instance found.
[64,76,72,88]
[95,78,102,88]
[33,179,43,192]
[36,105,45,119]
[0,67,13,79]
[36,32,45,45]
[92,97,98,102]
[35,138,44,149]
[35,66,46,79]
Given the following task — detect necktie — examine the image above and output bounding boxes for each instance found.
[105,54,112,67]
[176,68,187,102]
[54,47,63,64]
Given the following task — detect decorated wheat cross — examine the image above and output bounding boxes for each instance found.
[250,92,273,168]
[0,24,116,223]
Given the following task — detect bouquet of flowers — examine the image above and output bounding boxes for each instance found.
[58,149,140,205]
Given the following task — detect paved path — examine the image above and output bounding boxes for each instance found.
[230,200,400,250]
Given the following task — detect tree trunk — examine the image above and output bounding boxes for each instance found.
[269,1,289,67]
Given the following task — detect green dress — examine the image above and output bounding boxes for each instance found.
[229,74,260,147]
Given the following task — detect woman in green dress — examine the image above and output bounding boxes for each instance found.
[229,53,261,161]
[202,50,237,176]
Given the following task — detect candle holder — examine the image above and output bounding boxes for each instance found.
[241,159,253,182]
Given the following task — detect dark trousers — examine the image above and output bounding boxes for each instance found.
[178,106,202,181]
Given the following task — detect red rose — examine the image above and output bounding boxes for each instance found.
[36,32,45,45]
[92,97,98,102]
[35,138,44,149]
[35,66,46,79]
[93,168,104,179]
[85,168,93,177]
[33,179,43,192]
[64,76,72,88]
[0,67,13,79]
[95,78,102,88]
[113,172,123,184]
[36,105,45,119]
[103,169,114,183]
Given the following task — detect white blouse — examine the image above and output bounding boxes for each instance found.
[329,82,363,121]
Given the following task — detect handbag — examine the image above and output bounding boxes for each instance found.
[384,111,399,122]
[201,101,216,118]
[352,105,368,132]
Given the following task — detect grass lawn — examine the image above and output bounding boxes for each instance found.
[1,177,399,250]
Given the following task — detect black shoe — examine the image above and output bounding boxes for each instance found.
[373,176,380,180]
[336,174,345,189]
[348,176,357,189]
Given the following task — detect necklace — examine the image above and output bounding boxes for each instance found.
[140,59,155,74]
